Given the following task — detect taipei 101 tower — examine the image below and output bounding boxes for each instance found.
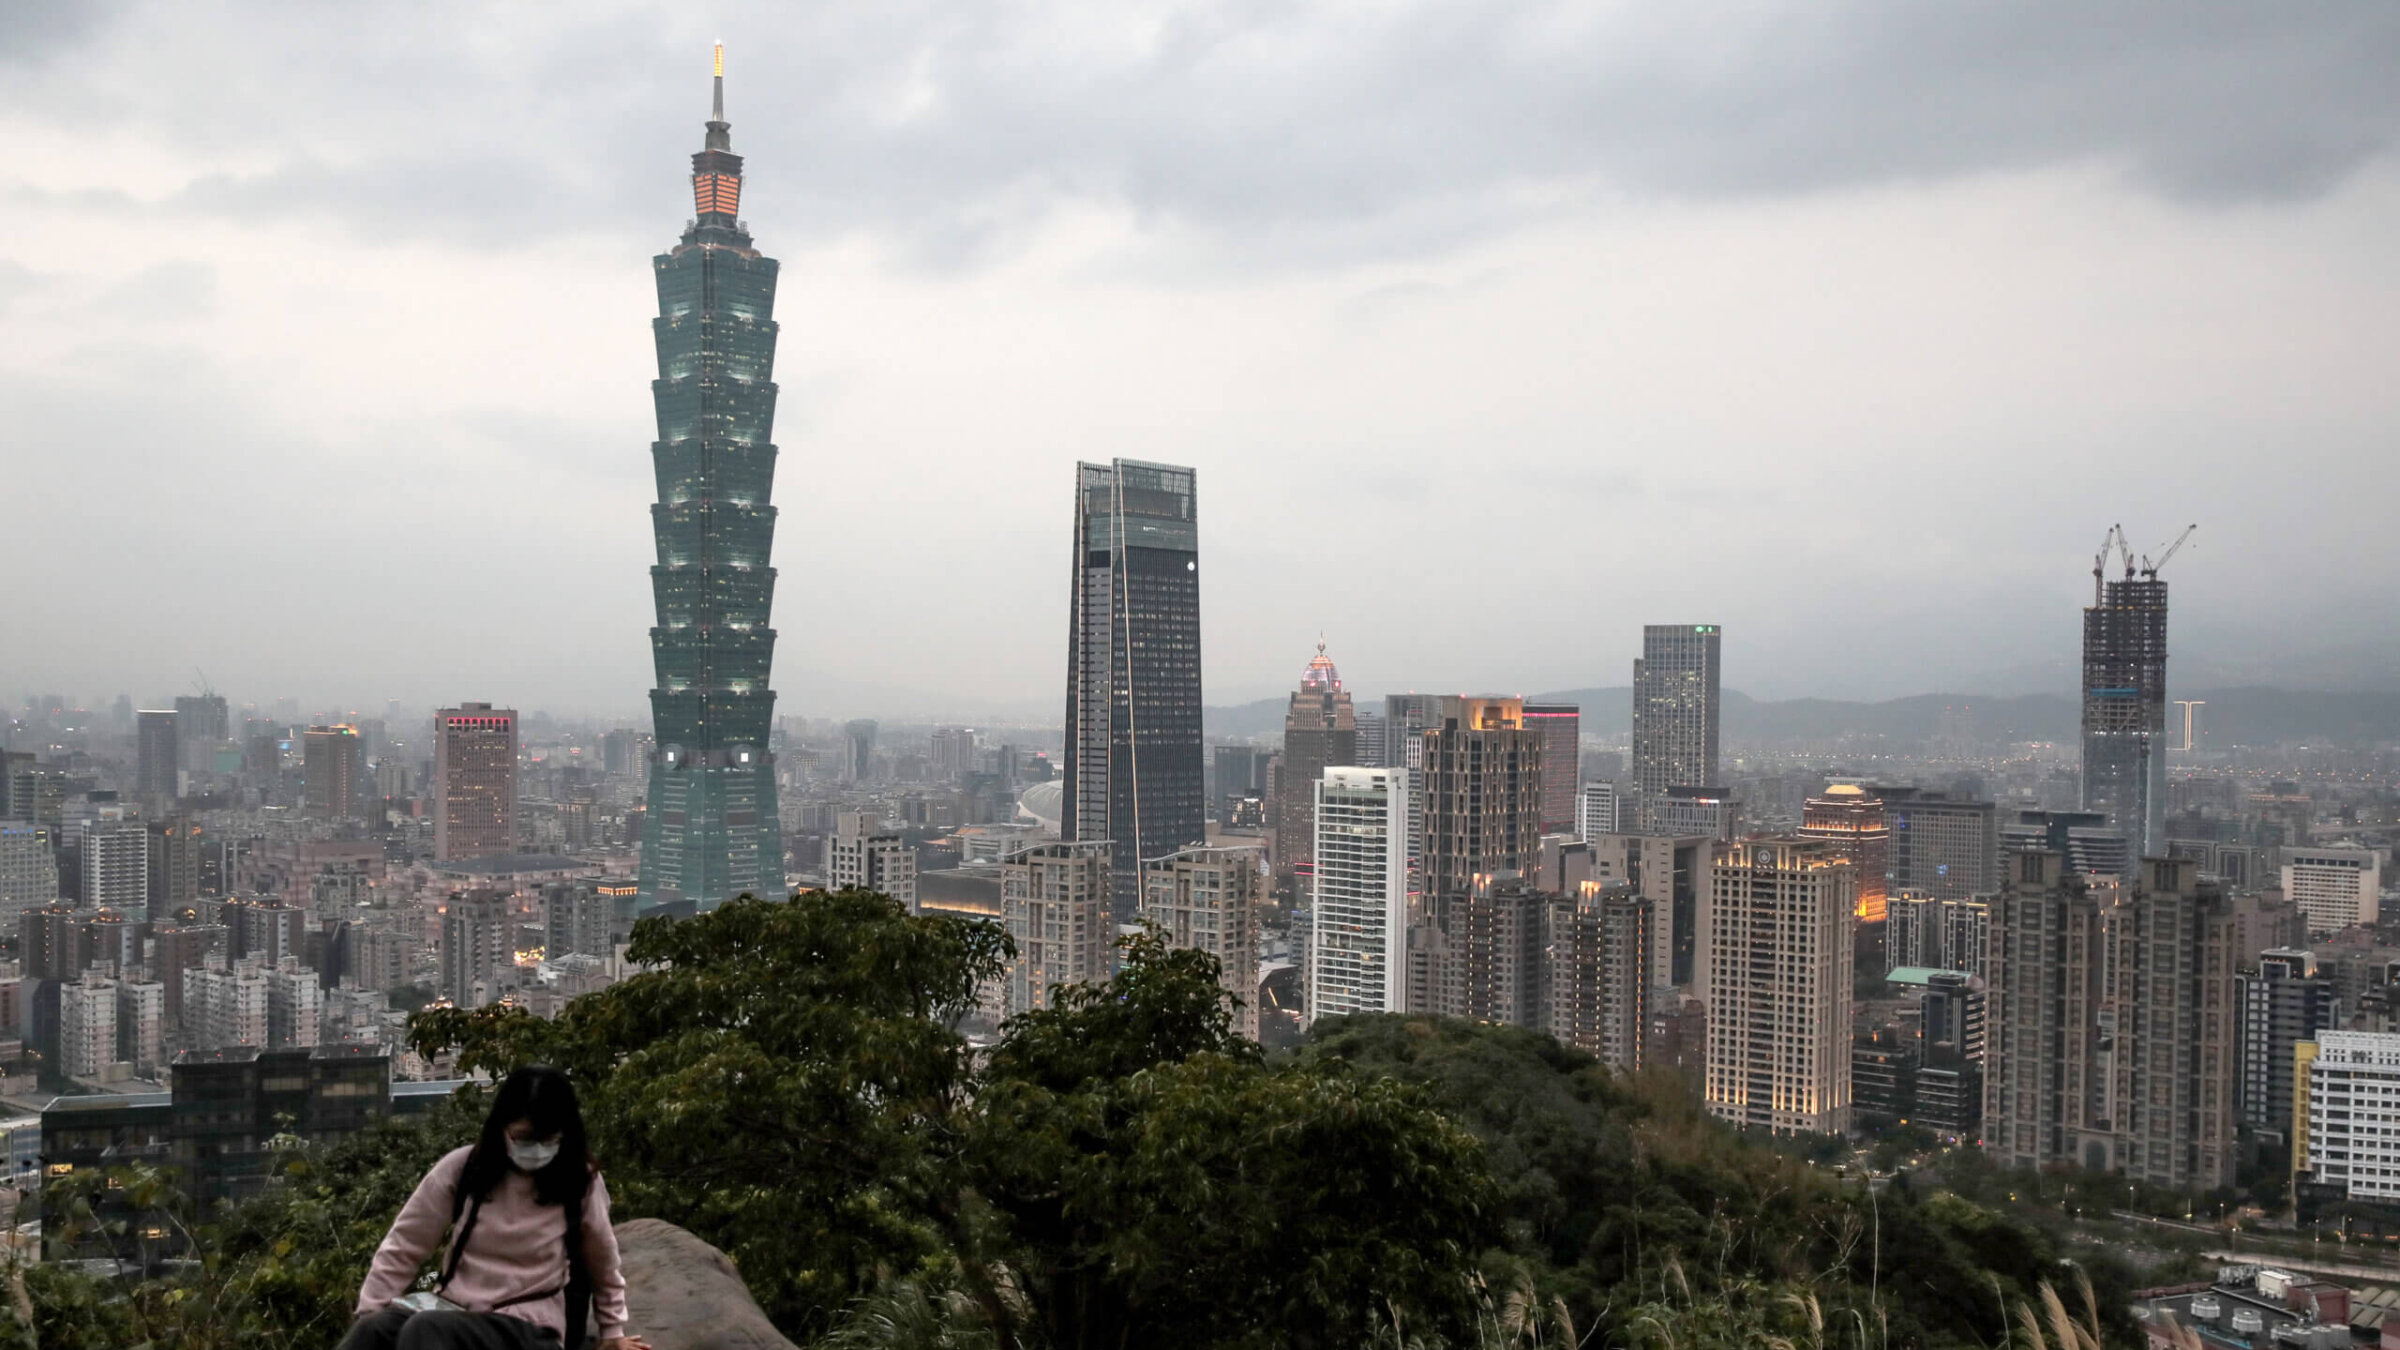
[637,44,785,911]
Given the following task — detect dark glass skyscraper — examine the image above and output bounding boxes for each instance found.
[637,48,784,911]
[1631,624,1721,832]
[1062,460,1204,916]
[2081,572,2168,873]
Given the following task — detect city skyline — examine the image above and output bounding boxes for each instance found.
[5,9,2398,717]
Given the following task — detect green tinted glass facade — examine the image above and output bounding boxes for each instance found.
[637,81,784,910]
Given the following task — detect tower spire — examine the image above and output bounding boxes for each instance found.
[712,40,725,123]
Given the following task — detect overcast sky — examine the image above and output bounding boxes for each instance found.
[4,3,2397,722]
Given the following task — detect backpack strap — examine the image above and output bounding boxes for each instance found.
[562,1168,594,1348]
[437,1171,484,1294]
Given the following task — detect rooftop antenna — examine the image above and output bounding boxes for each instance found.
[712,39,725,122]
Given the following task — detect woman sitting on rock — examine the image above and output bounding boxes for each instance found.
[343,1065,646,1350]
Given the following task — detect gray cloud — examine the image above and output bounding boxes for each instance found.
[4,4,2393,261]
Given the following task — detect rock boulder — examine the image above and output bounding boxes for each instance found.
[614,1217,796,1350]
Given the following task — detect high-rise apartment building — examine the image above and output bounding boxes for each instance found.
[1274,643,1356,884]
[1543,881,1651,1072]
[1884,890,1990,975]
[2081,562,2170,870]
[1700,839,1855,1135]
[1141,844,1262,1038]
[2282,845,2384,937]
[1419,697,1541,926]
[1582,832,1712,993]
[0,825,59,925]
[78,821,148,916]
[1631,625,1721,832]
[434,704,518,863]
[136,710,180,801]
[440,889,514,1005]
[826,811,918,912]
[544,884,613,961]
[637,51,787,912]
[1984,854,2235,1188]
[2238,950,2337,1139]
[1000,842,1113,1015]
[1308,767,1410,1026]
[1380,695,1443,779]
[146,817,200,920]
[60,974,119,1079]
[1883,789,1998,902]
[266,958,323,1048]
[185,964,271,1052]
[116,978,165,1073]
[303,725,363,820]
[1521,703,1580,836]
[1061,460,1204,916]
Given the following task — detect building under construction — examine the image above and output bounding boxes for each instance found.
[2080,525,2193,872]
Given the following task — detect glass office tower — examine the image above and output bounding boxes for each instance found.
[1062,460,1205,917]
[637,49,785,910]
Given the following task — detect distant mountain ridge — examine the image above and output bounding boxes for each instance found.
[1203,686,2400,746]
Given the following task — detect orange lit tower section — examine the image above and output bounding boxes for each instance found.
[637,45,785,911]
[1799,784,1890,923]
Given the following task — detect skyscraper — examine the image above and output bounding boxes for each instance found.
[1984,853,2235,1187]
[1544,881,1651,1073]
[1631,625,1721,832]
[636,46,787,912]
[2081,552,2170,870]
[1061,459,1204,915]
[174,694,229,775]
[1521,703,1580,835]
[303,725,363,820]
[1307,767,1410,1025]
[434,704,517,862]
[1418,697,1542,924]
[135,709,179,801]
[1701,839,1855,1136]
[1883,788,1998,902]
[1274,642,1356,884]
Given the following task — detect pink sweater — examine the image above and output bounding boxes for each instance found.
[357,1145,631,1340]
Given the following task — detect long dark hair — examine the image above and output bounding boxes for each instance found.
[459,1065,592,1209]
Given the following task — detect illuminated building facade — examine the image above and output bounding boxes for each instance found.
[434,704,517,862]
[1701,838,1855,1135]
[1419,697,1542,927]
[1798,784,1890,923]
[638,47,786,910]
[1274,642,1356,884]
[2081,575,2168,870]
[1631,624,1720,832]
[1061,460,1204,916]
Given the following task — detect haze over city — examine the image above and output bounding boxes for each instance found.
[6,4,2399,719]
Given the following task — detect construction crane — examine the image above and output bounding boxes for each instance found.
[2092,523,2124,605]
[2141,523,2198,579]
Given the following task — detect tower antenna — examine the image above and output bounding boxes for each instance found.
[711,40,725,122]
